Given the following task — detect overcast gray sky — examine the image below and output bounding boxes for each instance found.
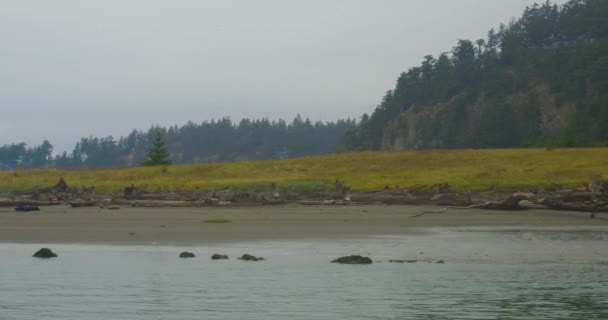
[0,0,567,152]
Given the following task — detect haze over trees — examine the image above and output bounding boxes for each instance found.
[0,0,606,170]
[0,116,355,169]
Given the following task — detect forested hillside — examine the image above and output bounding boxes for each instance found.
[344,0,608,150]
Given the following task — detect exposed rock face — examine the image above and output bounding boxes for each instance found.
[238,254,264,261]
[179,252,196,258]
[211,253,229,260]
[33,248,57,258]
[380,84,575,150]
[331,255,373,264]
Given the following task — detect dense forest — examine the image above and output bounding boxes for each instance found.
[0,117,354,169]
[344,0,608,150]
[1,0,606,170]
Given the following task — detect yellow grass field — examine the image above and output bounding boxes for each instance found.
[1,148,607,193]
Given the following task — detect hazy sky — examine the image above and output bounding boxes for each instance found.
[0,0,568,152]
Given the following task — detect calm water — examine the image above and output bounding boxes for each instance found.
[1,230,608,319]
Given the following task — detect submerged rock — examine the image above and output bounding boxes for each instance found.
[331,255,373,264]
[389,259,417,264]
[33,248,57,258]
[15,206,40,212]
[211,253,229,260]
[179,251,196,258]
[238,254,264,261]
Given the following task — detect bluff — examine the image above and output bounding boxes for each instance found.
[345,0,608,150]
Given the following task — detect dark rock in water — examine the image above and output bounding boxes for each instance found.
[211,253,229,260]
[15,206,40,212]
[33,248,57,258]
[435,260,446,264]
[179,251,196,258]
[238,254,264,261]
[331,255,373,264]
[389,259,417,264]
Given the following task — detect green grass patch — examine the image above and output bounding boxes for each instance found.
[1,148,607,193]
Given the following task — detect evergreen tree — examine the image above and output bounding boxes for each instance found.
[142,132,172,166]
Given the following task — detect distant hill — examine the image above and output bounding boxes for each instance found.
[344,0,608,150]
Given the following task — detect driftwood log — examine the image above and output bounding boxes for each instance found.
[413,192,607,218]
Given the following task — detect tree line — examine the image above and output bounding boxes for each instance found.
[0,116,355,169]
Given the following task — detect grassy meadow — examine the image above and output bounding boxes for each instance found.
[1,148,607,193]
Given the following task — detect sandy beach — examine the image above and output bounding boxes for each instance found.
[0,204,606,245]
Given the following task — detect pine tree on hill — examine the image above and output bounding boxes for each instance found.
[142,132,172,166]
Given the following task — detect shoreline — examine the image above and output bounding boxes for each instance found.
[1,204,606,245]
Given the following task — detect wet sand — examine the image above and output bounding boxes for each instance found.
[0,204,607,245]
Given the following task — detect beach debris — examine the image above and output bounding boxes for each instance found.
[432,183,452,194]
[179,252,196,258]
[334,179,350,194]
[124,184,142,200]
[52,177,70,193]
[271,183,280,199]
[331,255,373,264]
[238,254,264,261]
[211,253,229,260]
[107,205,121,210]
[411,193,535,217]
[128,232,136,236]
[430,193,472,206]
[589,175,608,193]
[33,248,57,258]
[70,198,96,208]
[389,259,417,264]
